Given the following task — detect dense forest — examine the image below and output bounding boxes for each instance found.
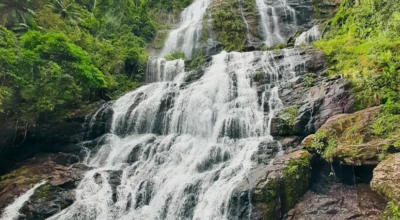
[0,0,192,126]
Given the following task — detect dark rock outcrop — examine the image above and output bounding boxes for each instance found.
[301,107,398,166]
[271,73,354,137]
[252,150,311,219]
[0,102,113,176]
[371,153,400,209]
[0,153,88,219]
[286,170,386,220]
[228,150,312,220]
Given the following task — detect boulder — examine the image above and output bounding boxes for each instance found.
[271,73,354,137]
[301,107,397,166]
[251,150,311,219]
[0,101,112,176]
[0,153,88,219]
[371,153,400,212]
[286,171,385,220]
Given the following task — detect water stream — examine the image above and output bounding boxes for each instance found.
[45,48,310,220]
[255,0,298,47]
[1,181,47,220]
[2,0,318,219]
[160,0,212,58]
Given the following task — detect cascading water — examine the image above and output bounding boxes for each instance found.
[295,25,321,46]
[160,0,211,59]
[146,57,185,83]
[46,47,310,220]
[256,0,298,47]
[1,181,47,220]
[0,0,335,218]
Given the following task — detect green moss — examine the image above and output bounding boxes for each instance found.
[211,0,246,51]
[0,166,45,188]
[262,179,280,220]
[152,31,169,50]
[33,183,57,199]
[279,106,299,127]
[253,71,264,84]
[302,73,316,88]
[165,51,186,61]
[187,53,206,71]
[282,152,311,212]
[261,43,288,51]
[384,202,400,220]
[314,0,400,111]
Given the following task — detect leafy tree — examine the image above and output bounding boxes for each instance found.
[0,0,39,30]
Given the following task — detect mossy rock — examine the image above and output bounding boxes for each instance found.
[20,183,75,219]
[371,153,400,205]
[371,153,400,219]
[253,150,311,219]
[301,106,398,165]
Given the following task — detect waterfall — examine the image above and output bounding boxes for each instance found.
[295,25,321,46]
[238,0,251,43]
[160,0,212,59]
[45,48,310,220]
[146,57,185,83]
[1,181,47,220]
[256,0,298,47]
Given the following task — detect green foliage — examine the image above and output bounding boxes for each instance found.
[187,52,206,71]
[303,73,316,88]
[0,0,41,30]
[310,131,327,153]
[315,0,400,110]
[165,51,186,61]
[371,105,400,160]
[279,106,298,127]
[282,152,310,212]
[211,0,246,51]
[384,202,400,220]
[0,0,192,124]
[147,0,192,12]
[253,71,264,84]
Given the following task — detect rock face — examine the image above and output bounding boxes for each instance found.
[302,107,399,166]
[371,153,400,208]
[0,153,88,219]
[251,150,311,219]
[0,102,113,176]
[286,171,386,220]
[225,150,311,220]
[202,0,343,55]
[270,73,354,137]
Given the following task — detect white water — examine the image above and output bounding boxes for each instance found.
[1,181,47,220]
[256,0,297,47]
[160,0,211,58]
[146,57,185,83]
[46,48,309,220]
[295,25,321,46]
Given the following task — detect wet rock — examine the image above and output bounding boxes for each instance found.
[251,150,311,219]
[251,140,281,165]
[0,101,110,176]
[0,153,88,218]
[271,73,354,137]
[302,107,396,166]
[286,170,385,220]
[20,183,75,220]
[371,153,400,207]
[229,150,311,219]
[278,136,301,151]
[312,0,343,21]
[81,101,114,141]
